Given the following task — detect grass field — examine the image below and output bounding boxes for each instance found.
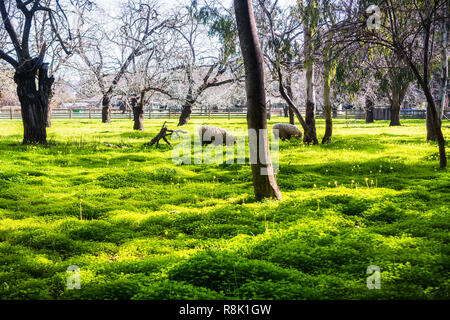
[0,118,448,300]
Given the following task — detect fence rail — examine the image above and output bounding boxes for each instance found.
[0,107,446,121]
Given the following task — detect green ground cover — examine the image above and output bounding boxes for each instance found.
[0,118,448,300]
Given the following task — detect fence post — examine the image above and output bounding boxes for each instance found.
[10,108,13,120]
[208,109,211,120]
[129,110,132,119]
[148,108,151,119]
[69,109,72,119]
[169,109,171,119]
[228,108,231,120]
[345,110,348,120]
[89,108,92,119]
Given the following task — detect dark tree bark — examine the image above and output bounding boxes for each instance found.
[0,1,63,144]
[322,70,333,144]
[390,104,401,126]
[390,94,402,126]
[426,103,438,140]
[366,97,374,123]
[102,96,111,123]
[132,95,144,131]
[14,59,53,145]
[234,0,282,201]
[178,100,195,126]
[303,23,318,145]
[322,40,334,144]
[145,122,184,147]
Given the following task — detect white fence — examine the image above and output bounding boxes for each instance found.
[0,106,444,121]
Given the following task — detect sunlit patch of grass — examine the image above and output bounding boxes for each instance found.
[0,118,448,300]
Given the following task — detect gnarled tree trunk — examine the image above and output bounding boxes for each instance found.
[14,60,53,145]
[234,0,282,201]
[178,100,195,126]
[132,95,144,131]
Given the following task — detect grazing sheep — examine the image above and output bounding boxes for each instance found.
[272,123,303,141]
[199,125,236,146]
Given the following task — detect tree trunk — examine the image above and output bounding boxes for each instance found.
[322,64,333,144]
[234,0,282,201]
[46,87,54,128]
[132,95,144,131]
[405,32,447,169]
[424,92,447,168]
[288,107,295,124]
[46,105,52,128]
[427,103,438,141]
[366,97,374,123]
[286,74,295,125]
[438,0,449,121]
[390,102,401,126]
[390,88,402,126]
[303,24,318,145]
[14,60,53,145]
[102,95,111,123]
[178,100,194,126]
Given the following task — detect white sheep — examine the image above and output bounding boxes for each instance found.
[272,123,303,141]
[199,125,236,146]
